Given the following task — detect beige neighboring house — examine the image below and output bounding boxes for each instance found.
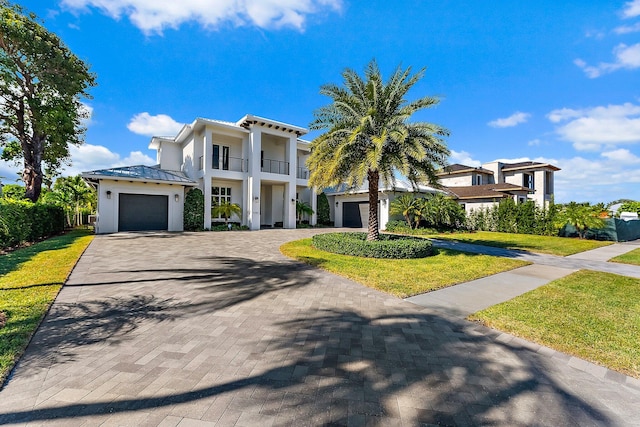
[437,161,560,213]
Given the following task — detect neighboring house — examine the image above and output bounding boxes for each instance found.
[82,114,316,233]
[437,161,560,213]
[325,180,440,230]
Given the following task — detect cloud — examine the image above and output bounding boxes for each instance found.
[61,143,156,176]
[127,112,184,137]
[528,139,542,147]
[487,112,531,128]
[623,0,640,18]
[575,43,640,78]
[448,150,481,167]
[547,103,640,151]
[614,22,640,34]
[60,0,342,34]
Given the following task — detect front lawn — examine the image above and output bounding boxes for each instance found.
[610,248,640,266]
[433,231,612,256]
[470,270,640,378]
[0,229,94,384]
[280,238,529,298]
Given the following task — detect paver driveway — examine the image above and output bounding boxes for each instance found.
[1,230,639,426]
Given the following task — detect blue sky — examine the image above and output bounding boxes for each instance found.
[2,0,639,203]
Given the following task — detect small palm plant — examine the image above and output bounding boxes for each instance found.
[296,201,314,223]
[212,201,242,227]
[390,194,419,228]
[555,202,605,239]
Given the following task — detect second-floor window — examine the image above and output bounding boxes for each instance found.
[523,173,534,189]
[213,145,230,170]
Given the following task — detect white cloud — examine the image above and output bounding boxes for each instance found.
[547,103,640,151]
[127,112,184,137]
[61,143,155,176]
[528,138,542,147]
[623,0,640,18]
[575,43,640,78]
[448,150,481,167]
[601,148,640,163]
[614,22,640,34]
[487,112,531,128]
[60,0,342,34]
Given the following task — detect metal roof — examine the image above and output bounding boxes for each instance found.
[81,165,198,185]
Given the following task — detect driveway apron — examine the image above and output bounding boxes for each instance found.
[0,230,639,426]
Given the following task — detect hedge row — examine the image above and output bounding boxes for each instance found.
[312,232,433,259]
[0,199,65,249]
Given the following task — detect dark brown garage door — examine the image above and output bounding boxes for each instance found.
[118,194,168,232]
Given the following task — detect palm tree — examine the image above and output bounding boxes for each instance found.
[390,193,419,228]
[50,175,95,227]
[555,202,605,239]
[212,201,242,226]
[307,60,450,240]
[296,201,314,223]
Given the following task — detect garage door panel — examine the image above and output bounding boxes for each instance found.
[118,194,168,232]
[343,202,366,228]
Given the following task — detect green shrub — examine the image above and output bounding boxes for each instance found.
[183,188,204,231]
[316,192,331,225]
[0,200,64,249]
[312,232,433,259]
[384,220,413,232]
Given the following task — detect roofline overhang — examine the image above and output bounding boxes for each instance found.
[436,168,494,176]
[81,173,198,187]
[502,163,561,172]
[237,114,308,136]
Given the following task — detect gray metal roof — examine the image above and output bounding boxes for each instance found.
[82,165,197,185]
[325,179,441,196]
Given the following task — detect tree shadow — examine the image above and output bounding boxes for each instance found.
[0,308,616,426]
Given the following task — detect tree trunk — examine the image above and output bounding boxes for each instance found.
[367,170,379,241]
[22,133,44,203]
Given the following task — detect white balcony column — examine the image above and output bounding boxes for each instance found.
[248,129,262,230]
[203,181,212,230]
[284,135,298,229]
[311,188,318,226]
[203,128,213,173]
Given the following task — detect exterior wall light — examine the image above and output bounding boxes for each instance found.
[254,196,259,201]
[174,194,180,202]
[106,190,111,199]
[291,198,295,203]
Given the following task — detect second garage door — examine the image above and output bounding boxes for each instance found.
[118,193,168,232]
[342,202,369,228]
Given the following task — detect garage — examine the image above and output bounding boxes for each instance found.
[118,194,169,232]
[342,202,369,228]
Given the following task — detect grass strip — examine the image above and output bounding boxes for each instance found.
[0,229,94,384]
[610,248,640,266]
[280,238,529,298]
[432,231,612,256]
[469,270,640,378]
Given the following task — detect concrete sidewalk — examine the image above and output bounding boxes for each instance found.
[407,239,640,317]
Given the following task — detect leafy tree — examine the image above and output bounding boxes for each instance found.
[295,200,314,223]
[618,201,640,216]
[316,192,331,225]
[307,60,449,241]
[46,175,94,227]
[0,3,96,202]
[555,202,606,239]
[390,193,419,228]
[419,193,465,230]
[212,200,242,226]
[183,188,204,231]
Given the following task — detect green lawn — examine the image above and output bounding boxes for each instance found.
[280,238,529,298]
[469,270,640,378]
[432,231,613,256]
[610,248,640,266]
[0,229,94,384]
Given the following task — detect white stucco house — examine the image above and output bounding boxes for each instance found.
[437,161,560,213]
[83,114,317,233]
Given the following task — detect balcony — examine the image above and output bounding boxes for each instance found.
[261,158,290,175]
[213,156,247,172]
[297,167,310,180]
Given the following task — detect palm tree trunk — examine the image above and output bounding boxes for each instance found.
[367,170,379,241]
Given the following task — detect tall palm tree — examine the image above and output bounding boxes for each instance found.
[307,60,450,240]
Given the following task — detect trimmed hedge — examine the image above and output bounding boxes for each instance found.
[183,188,204,231]
[0,199,65,250]
[312,232,433,259]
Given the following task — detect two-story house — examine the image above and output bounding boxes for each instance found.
[437,161,560,213]
[82,114,316,233]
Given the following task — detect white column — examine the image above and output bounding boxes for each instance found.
[310,187,317,226]
[284,136,297,229]
[203,129,213,229]
[248,129,262,230]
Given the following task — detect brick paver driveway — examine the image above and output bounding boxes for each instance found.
[1,230,639,426]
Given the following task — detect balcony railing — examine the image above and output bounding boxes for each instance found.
[297,167,310,180]
[213,156,246,172]
[261,159,290,175]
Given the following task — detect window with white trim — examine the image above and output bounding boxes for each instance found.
[212,186,232,219]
